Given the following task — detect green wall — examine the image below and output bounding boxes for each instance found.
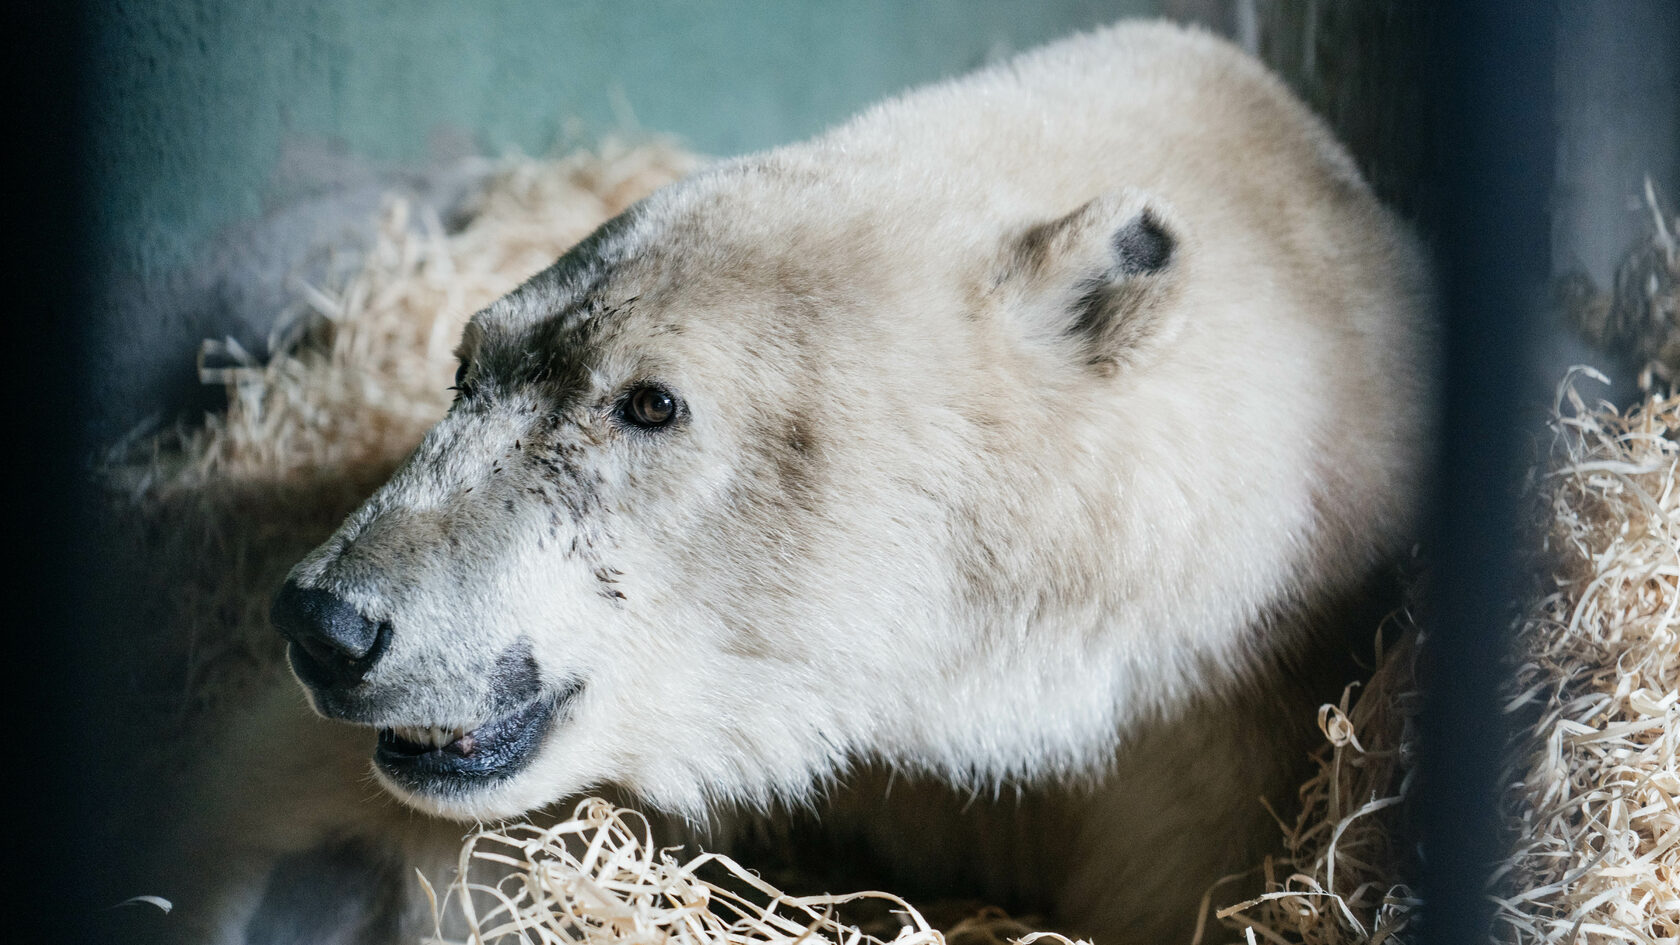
[91,0,1157,280]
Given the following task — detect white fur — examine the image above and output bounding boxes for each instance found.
[214,21,1432,944]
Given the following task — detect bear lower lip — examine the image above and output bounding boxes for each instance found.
[372,682,578,791]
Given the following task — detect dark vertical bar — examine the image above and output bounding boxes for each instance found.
[1418,2,1554,941]
[17,2,96,941]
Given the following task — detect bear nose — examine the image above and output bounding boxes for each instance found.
[270,580,389,689]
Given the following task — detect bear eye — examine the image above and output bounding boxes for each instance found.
[618,385,680,429]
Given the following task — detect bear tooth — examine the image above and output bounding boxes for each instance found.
[394,725,434,744]
[387,724,472,746]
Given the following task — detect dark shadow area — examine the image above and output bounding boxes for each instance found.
[1415,3,1554,942]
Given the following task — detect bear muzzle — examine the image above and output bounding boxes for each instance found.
[269,584,583,798]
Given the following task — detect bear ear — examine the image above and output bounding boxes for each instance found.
[998,190,1185,372]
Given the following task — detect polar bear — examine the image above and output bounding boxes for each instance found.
[261,20,1431,944]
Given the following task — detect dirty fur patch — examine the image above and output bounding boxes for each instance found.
[102,140,700,717]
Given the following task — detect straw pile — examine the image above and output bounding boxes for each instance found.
[1495,374,1680,943]
[1209,371,1680,945]
[419,796,1094,945]
[416,797,1004,945]
[109,142,1679,944]
[1197,629,1420,944]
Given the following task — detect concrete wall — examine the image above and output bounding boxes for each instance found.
[88,0,1157,440]
[1549,1,1679,398]
[1553,2,1679,285]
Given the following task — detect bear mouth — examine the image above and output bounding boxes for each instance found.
[372,680,580,793]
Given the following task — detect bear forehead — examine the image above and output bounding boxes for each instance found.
[456,278,829,416]
[470,223,886,368]
[473,263,811,364]
[457,155,976,405]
